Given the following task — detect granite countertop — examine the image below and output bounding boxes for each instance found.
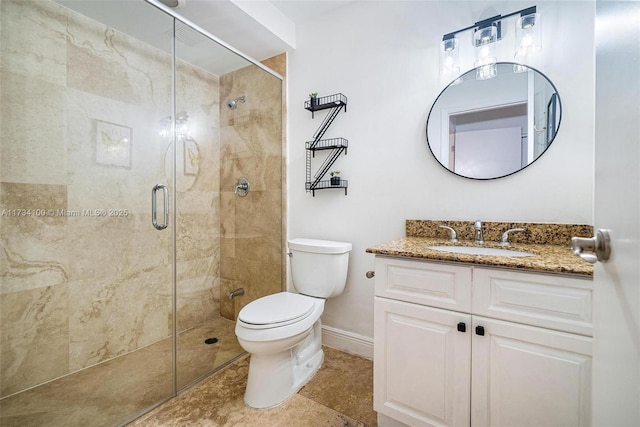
[366,220,595,277]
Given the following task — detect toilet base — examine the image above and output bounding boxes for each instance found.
[243,321,324,409]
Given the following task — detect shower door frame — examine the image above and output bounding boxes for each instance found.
[130,0,286,421]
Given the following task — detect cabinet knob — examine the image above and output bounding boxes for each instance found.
[457,322,466,333]
[475,325,485,336]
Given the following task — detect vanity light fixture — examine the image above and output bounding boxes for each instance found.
[514,7,541,72]
[473,19,499,80]
[440,34,461,83]
[438,5,540,81]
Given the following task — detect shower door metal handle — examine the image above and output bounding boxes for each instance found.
[152,184,169,230]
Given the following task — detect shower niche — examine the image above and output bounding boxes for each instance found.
[304,93,348,196]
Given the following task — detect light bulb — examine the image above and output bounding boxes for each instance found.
[440,36,460,82]
[474,26,497,80]
[515,12,541,63]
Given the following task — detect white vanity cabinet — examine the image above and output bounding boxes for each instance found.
[374,297,472,426]
[373,256,593,427]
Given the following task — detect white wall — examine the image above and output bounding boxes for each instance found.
[287,1,595,343]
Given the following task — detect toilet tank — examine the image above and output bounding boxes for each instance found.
[288,238,352,298]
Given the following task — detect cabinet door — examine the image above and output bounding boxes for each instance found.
[374,297,471,427]
[471,316,592,427]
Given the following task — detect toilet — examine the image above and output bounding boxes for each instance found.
[235,238,352,409]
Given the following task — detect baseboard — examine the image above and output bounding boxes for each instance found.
[377,413,410,427]
[321,325,373,360]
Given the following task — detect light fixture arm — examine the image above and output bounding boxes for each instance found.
[441,5,537,42]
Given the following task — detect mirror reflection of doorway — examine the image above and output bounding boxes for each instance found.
[449,103,527,179]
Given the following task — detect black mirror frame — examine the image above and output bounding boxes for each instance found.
[426,62,562,180]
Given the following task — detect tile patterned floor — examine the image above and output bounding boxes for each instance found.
[129,347,377,426]
[0,317,243,427]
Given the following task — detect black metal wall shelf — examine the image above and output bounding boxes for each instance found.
[304,93,348,118]
[304,93,348,196]
[306,137,348,153]
[305,180,349,196]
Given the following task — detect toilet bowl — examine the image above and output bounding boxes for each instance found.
[234,238,352,409]
[236,292,325,409]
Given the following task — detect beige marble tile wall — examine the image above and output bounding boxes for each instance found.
[0,0,221,399]
[174,61,221,335]
[219,55,285,320]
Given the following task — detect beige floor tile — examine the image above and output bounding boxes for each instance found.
[133,346,376,427]
[0,317,243,427]
[1,338,376,427]
[300,347,377,426]
[234,394,363,427]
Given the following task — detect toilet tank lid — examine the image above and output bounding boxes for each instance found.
[288,238,352,254]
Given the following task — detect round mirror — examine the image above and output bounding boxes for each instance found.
[426,62,561,180]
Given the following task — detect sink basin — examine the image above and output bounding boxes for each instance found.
[427,246,534,257]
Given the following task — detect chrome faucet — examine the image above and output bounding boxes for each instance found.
[500,228,526,246]
[439,225,458,242]
[474,220,484,244]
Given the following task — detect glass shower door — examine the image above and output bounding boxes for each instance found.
[173,20,284,389]
[172,20,251,390]
[0,0,176,425]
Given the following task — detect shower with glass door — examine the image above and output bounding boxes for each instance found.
[0,0,284,425]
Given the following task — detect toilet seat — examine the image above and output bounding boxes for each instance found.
[238,292,317,329]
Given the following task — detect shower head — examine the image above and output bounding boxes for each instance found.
[227,96,246,110]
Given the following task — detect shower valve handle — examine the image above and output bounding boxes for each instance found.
[234,177,250,197]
